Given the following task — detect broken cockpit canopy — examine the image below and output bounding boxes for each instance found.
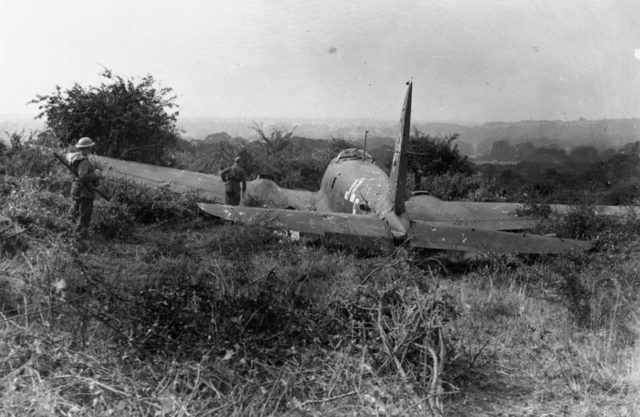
[333,148,374,162]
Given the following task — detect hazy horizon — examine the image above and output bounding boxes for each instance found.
[2,112,640,154]
[2,0,640,122]
[3,111,640,130]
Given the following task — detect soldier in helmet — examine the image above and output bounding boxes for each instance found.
[220,156,247,206]
[70,137,101,237]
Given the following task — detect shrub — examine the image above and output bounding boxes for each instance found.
[31,69,180,165]
[91,200,135,240]
[538,205,640,247]
[3,146,57,178]
[422,172,486,201]
[2,178,73,237]
[604,181,640,205]
[409,132,473,184]
[102,177,202,224]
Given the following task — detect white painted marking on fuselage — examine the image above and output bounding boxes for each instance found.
[344,179,359,200]
[351,198,361,214]
[344,178,365,203]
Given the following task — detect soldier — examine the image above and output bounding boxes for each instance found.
[220,156,247,206]
[69,137,101,238]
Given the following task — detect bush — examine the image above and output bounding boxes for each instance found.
[31,69,180,165]
[102,177,202,225]
[422,172,487,201]
[604,182,640,205]
[535,205,640,248]
[2,178,73,237]
[91,200,135,240]
[3,146,57,178]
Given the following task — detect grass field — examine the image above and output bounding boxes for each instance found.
[1,168,640,416]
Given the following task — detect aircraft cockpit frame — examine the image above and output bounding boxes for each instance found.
[333,148,374,163]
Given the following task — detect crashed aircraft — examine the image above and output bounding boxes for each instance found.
[93,81,606,254]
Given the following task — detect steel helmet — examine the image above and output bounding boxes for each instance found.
[75,137,95,148]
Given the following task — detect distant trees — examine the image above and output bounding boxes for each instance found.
[250,123,295,170]
[244,123,342,189]
[515,142,535,160]
[31,69,181,164]
[487,140,517,161]
[527,147,567,163]
[475,139,640,205]
[328,138,354,157]
[172,132,341,191]
[174,140,242,174]
[408,130,473,189]
[3,131,24,153]
[167,121,640,204]
[570,146,599,163]
[620,141,640,156]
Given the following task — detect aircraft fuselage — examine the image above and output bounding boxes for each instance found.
[316,150,410,239]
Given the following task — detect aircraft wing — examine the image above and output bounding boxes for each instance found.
[406,195,537,231]
[408,220,592,254]
[94,155,317,209]
[94,155,225,201]
[198,204,394,238]
[198,203,591,254]
[406,194,640,230]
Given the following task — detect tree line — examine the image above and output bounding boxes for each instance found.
[24,69,640,206]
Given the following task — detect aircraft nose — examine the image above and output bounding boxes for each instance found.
[385,212,410,240]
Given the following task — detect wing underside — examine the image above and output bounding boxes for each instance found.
[198,203,591,254]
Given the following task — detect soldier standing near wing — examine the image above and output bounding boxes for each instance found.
[220,156,246,206]
[69,137,101,238]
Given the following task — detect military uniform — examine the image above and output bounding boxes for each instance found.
[220,160,246,206]
[69,137,100,237]
[71,156,99,236]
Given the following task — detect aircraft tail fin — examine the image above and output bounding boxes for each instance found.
[388,81,412,215]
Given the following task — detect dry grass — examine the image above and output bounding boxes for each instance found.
[2,149,640,416]
[0,220,456,416]
[443,257,640,416]
[3,224,639,416]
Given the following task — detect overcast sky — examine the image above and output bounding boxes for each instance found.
[1,0,639,122]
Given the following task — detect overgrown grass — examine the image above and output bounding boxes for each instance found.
[1,225,457,415]
[2,141,640,416]
[445,257,640,416]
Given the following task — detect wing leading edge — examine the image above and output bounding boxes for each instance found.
[197,204,393,238]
